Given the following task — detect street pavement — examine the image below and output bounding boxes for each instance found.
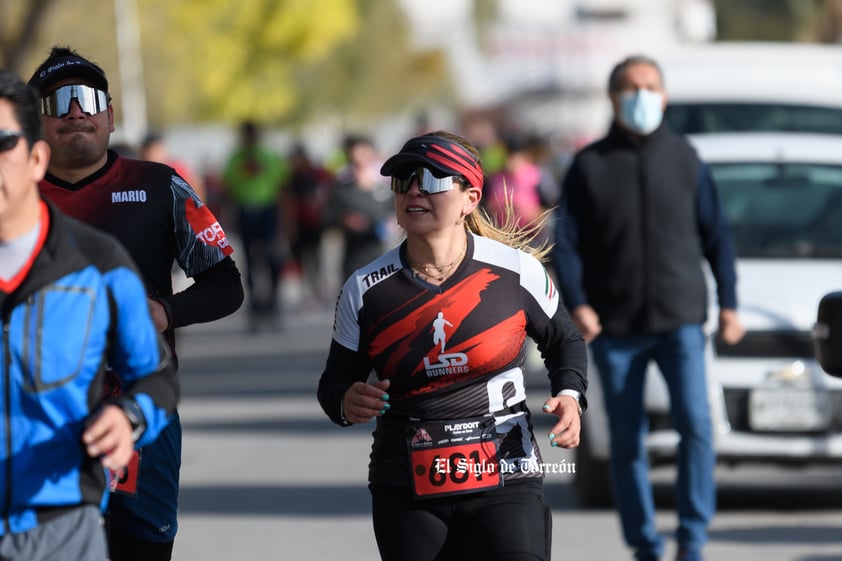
[169,295,842,561]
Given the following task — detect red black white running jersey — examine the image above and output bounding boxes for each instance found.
[329,233,587,486]
[39,151,232,305]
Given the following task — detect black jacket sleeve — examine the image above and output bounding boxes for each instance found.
[317,340,374,426]
[533,302,589,410]
[162,256,244,329]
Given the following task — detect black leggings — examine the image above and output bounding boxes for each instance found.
[106,524,174,561]
[370,480,551,561]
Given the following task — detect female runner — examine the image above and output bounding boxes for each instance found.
[317,130,587,561]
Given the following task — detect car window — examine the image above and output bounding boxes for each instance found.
[666,103,842,135]
[711,162,842,259]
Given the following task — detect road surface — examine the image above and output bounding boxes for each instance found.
[170,301,842,561]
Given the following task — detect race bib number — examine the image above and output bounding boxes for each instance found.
[407,416,502,499]
[109,450,141,496]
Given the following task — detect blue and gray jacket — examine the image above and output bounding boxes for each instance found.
[0,201,179,536]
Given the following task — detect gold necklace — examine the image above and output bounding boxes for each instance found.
[410,240,467,282]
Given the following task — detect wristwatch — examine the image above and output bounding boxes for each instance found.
[339,401,353,426]
[110,397,147,442]
[557,389,584,416]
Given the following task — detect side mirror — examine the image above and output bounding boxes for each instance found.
[814,291,842,377]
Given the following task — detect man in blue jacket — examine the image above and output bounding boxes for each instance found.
[552,55,745,561]
[0,69,178,561]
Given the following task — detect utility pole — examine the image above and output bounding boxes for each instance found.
[114,0,147,146]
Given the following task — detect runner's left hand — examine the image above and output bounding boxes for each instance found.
[83,405,134,471]
[542,395,581,449]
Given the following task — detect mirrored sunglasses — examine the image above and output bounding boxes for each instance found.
[0,130,24,153]
[40,84,110,118]
[390,167,462,195]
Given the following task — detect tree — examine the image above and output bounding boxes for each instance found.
[140,0,357,124]
[140,0,450,127]
[713,0,822,41]
[813,0,842,42]
[2,0,450,128]
[0,0,57,73]
[287,0,451,129]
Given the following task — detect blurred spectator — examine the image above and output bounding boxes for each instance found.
[141,130,206,201]
[222,120,289,329]
[462,114,506,175]
[526,133,564,209]
[109,141,139,159]
[285,142,334,309]
[198,161,229,228]
[324,134,395,282]
[484,133,550,246]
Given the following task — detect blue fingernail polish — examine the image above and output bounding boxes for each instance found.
[542,404,551,410]
[382,393,390,400]
[551,441,558,447]
[548,433,555,440]
[383,403,391,410]
[378,409,385,415]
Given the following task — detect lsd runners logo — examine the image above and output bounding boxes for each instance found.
[423,311,469,377]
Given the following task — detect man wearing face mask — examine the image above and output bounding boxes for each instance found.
[551,55,745,561]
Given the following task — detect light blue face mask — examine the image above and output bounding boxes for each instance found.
[618,89,664,135]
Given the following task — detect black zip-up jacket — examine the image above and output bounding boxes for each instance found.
[553,122,738,335]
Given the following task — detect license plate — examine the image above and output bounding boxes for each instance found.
[749,388,832,431]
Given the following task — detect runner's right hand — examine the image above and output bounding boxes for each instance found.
[341,379,391,424]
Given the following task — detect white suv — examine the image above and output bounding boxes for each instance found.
[575,131,842,507]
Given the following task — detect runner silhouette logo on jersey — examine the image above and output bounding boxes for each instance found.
[423,311,469,376]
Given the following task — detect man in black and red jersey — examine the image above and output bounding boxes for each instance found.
[29,45,244,561]
[318,130,587,561]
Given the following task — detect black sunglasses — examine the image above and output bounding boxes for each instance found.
[0,130,24,153]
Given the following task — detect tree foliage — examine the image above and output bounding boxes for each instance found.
[713,0,825,41]
[4,0,841,130]
[2,0,118,78]
[140,0,450,127]
[287,0,451,128]
[1,0,450,128]
[0,0,57,72]
[142,0,359,124]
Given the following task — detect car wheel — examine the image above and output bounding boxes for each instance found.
[574,419,614,508]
